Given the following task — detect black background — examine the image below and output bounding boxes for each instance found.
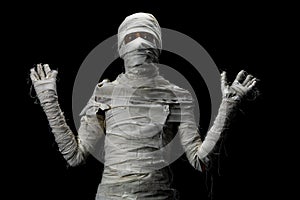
[8,2,290,200]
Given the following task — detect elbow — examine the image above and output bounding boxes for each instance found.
[188,154,204,172]
[67,159,83,167]
[64,151,87,167]
[189,152,210,172]
[191,158,209,172]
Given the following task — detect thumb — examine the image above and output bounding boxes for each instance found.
[30,68,39,82]
[49,70,58,79]
[221,71,228,91]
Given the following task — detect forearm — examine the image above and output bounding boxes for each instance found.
[39,90,87,166]
[197,99,237,161]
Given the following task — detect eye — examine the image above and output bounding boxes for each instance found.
[141,32,154,42]
[124,33,136,44]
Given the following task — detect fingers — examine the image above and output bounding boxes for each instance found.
[30,68,39,81]
[245,78,257,88]
[43,64,51,78]
[242,74,254,86]
[30,63,57,80]
[234,70,247,84]
[42,64,57,78]
[221,71,228,91]
[37,63,45,79]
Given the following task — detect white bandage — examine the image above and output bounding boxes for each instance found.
[117,12,162,57]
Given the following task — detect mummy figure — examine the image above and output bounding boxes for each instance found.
[30,12,258,200]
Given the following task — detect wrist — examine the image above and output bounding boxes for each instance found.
[33,78,57,95]
[218,98,239,117]
[221,97,239,105]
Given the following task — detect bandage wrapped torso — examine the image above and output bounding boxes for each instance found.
[84,67,239,199]
[82,71,201,199]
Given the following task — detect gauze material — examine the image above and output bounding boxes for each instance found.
[34,71,238,199]
[34,74,238,199]
[33,70,105,167]
[76,70,238,199]
[36,90,89,167]
[117,12,162,54]
[121,37,160,78]
[82,74,195,199]
[31,12,243,199]
[118,12,162,80]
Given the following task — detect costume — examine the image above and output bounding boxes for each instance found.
[30,12,257,200]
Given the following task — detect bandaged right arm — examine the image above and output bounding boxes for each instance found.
[30,64,105,167]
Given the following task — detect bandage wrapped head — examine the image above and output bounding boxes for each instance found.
[118,13,162,75]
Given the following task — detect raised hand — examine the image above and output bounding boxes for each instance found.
[221,70,258,102]
[30,64,58,102]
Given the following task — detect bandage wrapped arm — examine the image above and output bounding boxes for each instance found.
[179,70,258,170]
[30,64,105,166]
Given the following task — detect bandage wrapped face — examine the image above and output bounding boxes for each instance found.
[117,12,162,77]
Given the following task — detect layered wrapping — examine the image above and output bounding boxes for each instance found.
[36,70,237,199]
[117,12,162,57]
[31,12,243,200]
[84,74,196,199]
[117,12,162,80]
[77,72,236,199]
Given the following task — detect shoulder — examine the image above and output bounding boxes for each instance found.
[92,78,120,96]
[168,83,193,102]
[97,79,111,87]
